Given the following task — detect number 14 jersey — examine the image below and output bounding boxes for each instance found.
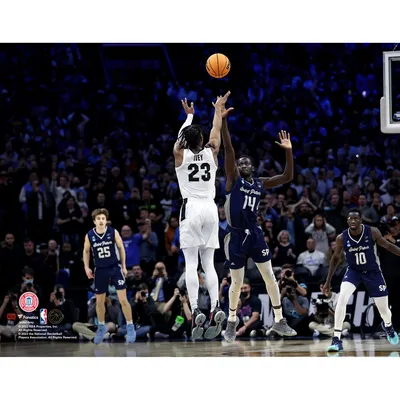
[342,224,380,271]
[175,148,217,200]
[225,177,263,231]
[87,226,120,268]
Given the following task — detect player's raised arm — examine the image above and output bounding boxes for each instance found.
[207,91,231,153]
[260,130,294,189]
[174,98,195,154]
[324,234,343,290]
[220,107,239,192]
[372,227,400,256]
[83,235,94,279]
[114,230,127,276]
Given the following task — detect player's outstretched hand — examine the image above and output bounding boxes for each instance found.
[181,98,194,115]
[85,266,94,280]
[222,105,234,119]
[275,130,292,150]
[213,91,231,108]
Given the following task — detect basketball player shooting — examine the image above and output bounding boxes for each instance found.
[324,209,400,352]
[174,92,230,340]
[220,107,297,342]
[83,208,136,344]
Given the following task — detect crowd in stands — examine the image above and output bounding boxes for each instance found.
[1,43,400,342]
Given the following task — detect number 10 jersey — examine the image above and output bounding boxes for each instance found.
[175,148,217,201]
[342,224,380,271]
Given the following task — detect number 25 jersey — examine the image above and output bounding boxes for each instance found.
[342,224,380,271]
[175,148,217,200]
[87,226,120,268]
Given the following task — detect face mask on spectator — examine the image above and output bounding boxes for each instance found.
[24,279,33,285]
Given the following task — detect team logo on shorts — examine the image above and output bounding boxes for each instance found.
[19,292,39,313]
[40,309,48,325]
[379,285,386,292]
[48,309,64,325]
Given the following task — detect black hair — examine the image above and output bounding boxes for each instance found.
[243,278,251,286]
[178,125,205,150]
[348,208,361,218]
[237,155,254,166]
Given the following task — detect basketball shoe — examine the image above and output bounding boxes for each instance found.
[204,302,226,339]
[382,322,399,345]
[191,309,206,340]
[327,336,343,352]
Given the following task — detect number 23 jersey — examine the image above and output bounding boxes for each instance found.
[87,226,120,268]
[342,224,380,271]
[175,148,217,200]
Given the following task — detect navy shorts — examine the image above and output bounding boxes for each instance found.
[94,265,126,294]
[343,268,388,298]
[224,227,272,270]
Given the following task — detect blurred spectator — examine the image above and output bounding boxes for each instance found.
[234,279,263,338]
[47,284,77,332]
[126,265,148,296]
[305,214,336,255]
[309,280,351,337]
[121,225,141,272]
[10,267,43,303]
[273,230,297,267]
[177,266,210,315]
[358,194,379,226]
[130,283,158,337]
[0,233,22,296]
[0,293,26,341]
[138,219,159,273]
[281,277,310,335]
[296,238,328,277]
[162,288,192,338]
[149,262,174,314]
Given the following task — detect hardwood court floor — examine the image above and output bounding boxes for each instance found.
[0,336,399,357]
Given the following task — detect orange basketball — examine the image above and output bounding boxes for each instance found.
[206,53,230,79]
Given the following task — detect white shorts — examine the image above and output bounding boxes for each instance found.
[179,199,219,249]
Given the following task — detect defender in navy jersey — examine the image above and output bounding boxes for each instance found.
[219,107,296,342]
[325,209,400,352]
[83,208,136,344]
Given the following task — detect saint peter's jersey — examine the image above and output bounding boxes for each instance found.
[342,224,380,272]
[87,226,120,268]
[175,148,217,200]
[225,177,263,231]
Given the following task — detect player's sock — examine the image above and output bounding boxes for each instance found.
[333,281,356,340]
[255,261,282,323]
[199,247,219,312]
[98,321,105,325]
[127,321,133,325]
[228,267,244,322]
[373,296,393,326]
[182,246,200,312]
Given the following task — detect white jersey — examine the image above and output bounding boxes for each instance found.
[175,148,217,200]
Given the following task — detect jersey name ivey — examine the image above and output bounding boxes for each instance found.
[239,186,261,196]
[93,240,113,248]
[193,154,203,161]
[347,245,370,252]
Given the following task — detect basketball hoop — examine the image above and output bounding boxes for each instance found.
[380,51,400,134]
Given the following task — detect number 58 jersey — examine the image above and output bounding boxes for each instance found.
[175,148,217,200]
[342,224,380,271]
[87,226,120,268]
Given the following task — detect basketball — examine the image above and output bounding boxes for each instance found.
[206,53,230,79]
